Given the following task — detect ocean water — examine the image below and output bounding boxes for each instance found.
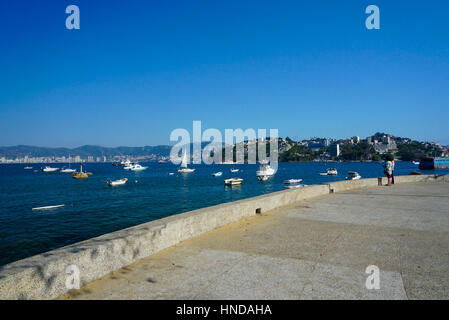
[0,161,447,266]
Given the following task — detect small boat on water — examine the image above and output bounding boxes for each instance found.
[107,178,128,186]
[129,163,148,171]
[24,166,33,170]
[168,172,175,175]
[284,179,303,184]
[256,162,276,181]
[412,161,420,165]
[212,172,223,177]
[61,157,76,173]
[319,168,338,176]
[42,166,59,172]
[230,168,239,173]
[346,171,361,180]
[224,178,243,186]
[32,204,65,210]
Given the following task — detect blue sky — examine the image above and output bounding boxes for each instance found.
[0,0,448,147]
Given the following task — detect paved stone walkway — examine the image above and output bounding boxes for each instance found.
[61,182,449,300]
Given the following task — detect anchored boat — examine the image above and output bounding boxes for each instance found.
[256,162,275,181]
[107,178,128,186]
[42,166,59,172]
[346,171,361,180]
[224,178,243,186]
[129,163,148,171]
[178,150,195,173]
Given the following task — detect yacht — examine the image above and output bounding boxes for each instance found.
[212,172,223,177]
[256,162,275,181]
[178,150,195,173]
[123,162,135,170]
[129,163,148,171]
[42,166,59,172]
[230,168,239,173]
[346,171,361,180]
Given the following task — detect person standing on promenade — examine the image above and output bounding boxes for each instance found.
[383,154,394,186]
[391,156,395,184]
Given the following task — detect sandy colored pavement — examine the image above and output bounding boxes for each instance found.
[61,182,449,300]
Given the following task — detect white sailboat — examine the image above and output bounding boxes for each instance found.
[178,150,195,173]
[61,157,76,173]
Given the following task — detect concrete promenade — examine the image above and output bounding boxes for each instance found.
[61,182,449,300]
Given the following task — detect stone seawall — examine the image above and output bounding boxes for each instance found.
[0,174,447,300]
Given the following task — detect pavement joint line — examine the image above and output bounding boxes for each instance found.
[340,193,449,198]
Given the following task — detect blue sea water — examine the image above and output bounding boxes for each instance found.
[0,161,447,266]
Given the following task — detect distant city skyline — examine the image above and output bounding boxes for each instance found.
[1,1,448,147]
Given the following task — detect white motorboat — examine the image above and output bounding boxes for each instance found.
[129,163,148,171]
[256,162,275,181]
[42,166,59,172]
[24,166,33,170]
[168,172,175,175]
[412,161,420,165]
[224,178,243,186]
[107,178,128,186]
[284,179,303,184]
[123,162,135,170]
[230,168,239,173]
[212,172,223,177]
[346,171,361,180]
[178,150,195,173]
[319,168,338,176]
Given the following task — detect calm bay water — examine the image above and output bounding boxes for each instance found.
[0,161,447,266]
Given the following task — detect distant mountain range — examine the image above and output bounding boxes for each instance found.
[0,145,173,158]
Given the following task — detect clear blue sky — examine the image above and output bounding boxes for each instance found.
[1,0,448,147]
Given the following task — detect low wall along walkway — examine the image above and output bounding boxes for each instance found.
[0,174,447,300]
